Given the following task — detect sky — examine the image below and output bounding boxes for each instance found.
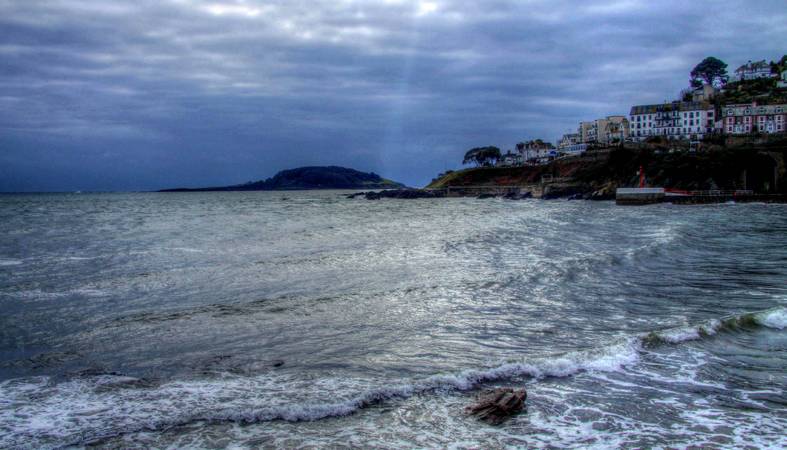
[1,0,786,191]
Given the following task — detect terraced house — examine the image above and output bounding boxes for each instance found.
[629,101,715,142]
[723,103,786,134]
[578,116,629,145]
[733,60,775,82]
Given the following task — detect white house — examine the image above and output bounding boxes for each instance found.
[557,133,588,156]
[558,133,580,149]
[629,101,716,141]
[497,151,522,167]
[733,60,775,82]
[722,103,786,134]
[518,140,556,164]
[560,143,588,156]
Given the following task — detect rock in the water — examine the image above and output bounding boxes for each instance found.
[503,191,532,200]
[588,182,616,201]
[347,189,446,200]
[541,183,591,200]
[465,387,527,424]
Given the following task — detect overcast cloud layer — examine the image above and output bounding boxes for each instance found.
[1,0,785,191]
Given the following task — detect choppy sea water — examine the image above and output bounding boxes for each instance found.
[0,191,786,449]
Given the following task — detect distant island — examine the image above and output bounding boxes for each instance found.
[159,166,405,192]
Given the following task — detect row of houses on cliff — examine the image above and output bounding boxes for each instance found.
[555,58,787,153]
[497,57,787,167]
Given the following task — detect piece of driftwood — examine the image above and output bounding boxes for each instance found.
[465,387,527,424]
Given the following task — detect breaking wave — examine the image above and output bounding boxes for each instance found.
[1,306,784,449]
[0,342,642,449]
[642,306,787,345]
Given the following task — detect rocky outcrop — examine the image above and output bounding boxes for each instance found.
[586,181,617,200]
[465,387,527,425]
[541,183,591,200]
[347,189,446,200]
[503,191,533,200]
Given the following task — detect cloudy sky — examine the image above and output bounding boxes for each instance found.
[1,0,785,191]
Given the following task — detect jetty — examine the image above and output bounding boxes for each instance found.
[616,188,787,205]
[615,187,665,205]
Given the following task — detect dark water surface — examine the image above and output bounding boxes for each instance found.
[1,192,786,448]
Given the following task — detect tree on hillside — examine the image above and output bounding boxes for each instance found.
[462,146,501,167]
[774,55,787,73]
[690,57,728,87]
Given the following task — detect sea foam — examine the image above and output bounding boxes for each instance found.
[1,307,785,449]
[756,307,787,330]
[0,340,642,449]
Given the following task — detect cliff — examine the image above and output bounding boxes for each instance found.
[427,138,787,198]
[160,166,405,192]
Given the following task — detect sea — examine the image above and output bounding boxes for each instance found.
[1,191,786,449]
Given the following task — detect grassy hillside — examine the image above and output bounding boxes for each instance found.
[715,77,787,105]
[427,166,543,188]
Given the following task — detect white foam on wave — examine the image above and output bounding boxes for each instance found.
[164,247,205,253]
[621,225,680,261]
[424,339,640,391]
[648,306,787,345]
[651,319,722,344]
[0,259,23,266]
[657,327,701,343]
[0,340,642,449]
[8,288,107,301]
[62,256,102,261]
[756,307,787,330]
[5,307,784,448]
[6,306,783,448]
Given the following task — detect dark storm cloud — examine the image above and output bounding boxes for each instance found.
[1,0,785,191]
